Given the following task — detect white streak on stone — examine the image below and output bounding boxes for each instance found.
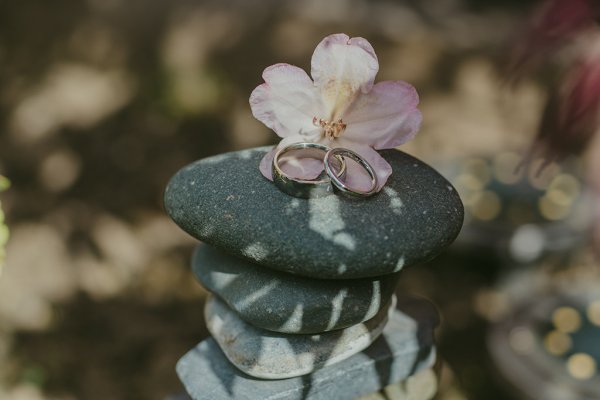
[308,196,356,250]
[326,288,348,331]
[242,242,269,261]
[209,271,237,288]
[285,199,300,215]
[279,303,304,333]
[384,187,404,215]
[333,232,355,250]
[234,280,279,311]
[394,256,405,272]
[364,281,382,319]
[329,295,396,362]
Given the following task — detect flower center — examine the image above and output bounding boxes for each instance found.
[313,117,347,141]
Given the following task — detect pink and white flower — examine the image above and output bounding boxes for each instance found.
[250,33,422,191]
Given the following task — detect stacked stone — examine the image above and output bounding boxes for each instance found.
[164,147,463,400]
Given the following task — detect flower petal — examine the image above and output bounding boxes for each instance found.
[334,139,392,192]
[343,81,422,149]
[259,135,326,182]
[311,34,379,118]
[250,63,322,138]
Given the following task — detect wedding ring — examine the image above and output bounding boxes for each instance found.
[272,142,346,199]
[324,148,378,197]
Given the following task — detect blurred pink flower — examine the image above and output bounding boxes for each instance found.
[250,33,422,191]
[528,49,600,167]
[505,0,600,169]
[507,0,600,81]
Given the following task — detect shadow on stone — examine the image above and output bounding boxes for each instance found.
[192,244,400,334]
[177,295,439,400]
[164,147,464,279]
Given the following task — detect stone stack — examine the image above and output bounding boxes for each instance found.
[164,147,463,399]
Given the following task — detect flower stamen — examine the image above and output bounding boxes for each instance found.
[313,117,347,140]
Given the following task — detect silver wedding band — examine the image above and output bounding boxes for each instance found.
[272,142,346,199]
[272,142,379,199]
[324,147,378,197]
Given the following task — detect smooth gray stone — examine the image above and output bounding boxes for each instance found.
[169,367,438,400]
[192,245,400,334]
[165,147,463,279]
[177,295,439,400]
[205,295,395,379]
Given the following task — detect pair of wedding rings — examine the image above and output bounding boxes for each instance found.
[271,142,378,199]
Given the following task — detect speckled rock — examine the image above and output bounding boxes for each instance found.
[177,295,439,400]
[192,244,400,334]
[205,294,396,379]
[165,147,463,279]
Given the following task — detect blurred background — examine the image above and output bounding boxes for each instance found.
[1,0,599,399]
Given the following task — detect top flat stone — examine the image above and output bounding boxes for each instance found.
[165,147,463,279]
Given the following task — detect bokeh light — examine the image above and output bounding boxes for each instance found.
[567,353,597,380]
[552,307,582,334]
[587,300,600,327]
[543,330,572,356]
